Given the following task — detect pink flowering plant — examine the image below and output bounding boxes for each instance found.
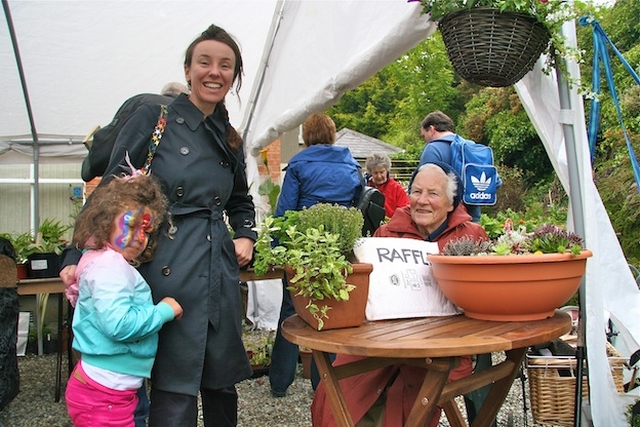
[412,0,595,80]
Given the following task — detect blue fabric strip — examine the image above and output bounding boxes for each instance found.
[580,16,640,192]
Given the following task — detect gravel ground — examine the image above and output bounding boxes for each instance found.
[0,350,557,427]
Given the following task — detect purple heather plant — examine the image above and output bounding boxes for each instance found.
[442,221,585,256]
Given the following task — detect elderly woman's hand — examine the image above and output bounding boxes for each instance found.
[233,237,254,268]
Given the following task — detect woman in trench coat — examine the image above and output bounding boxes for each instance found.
[60,24,256,427]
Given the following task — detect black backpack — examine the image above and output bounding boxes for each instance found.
[356,171,386,237]
[81,93,176,182]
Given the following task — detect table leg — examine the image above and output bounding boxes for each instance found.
[405,357,456,427]
[313,350,355,427]
[35,294,43,355]
[470,348,526,427]
[442,399,467,427]
[55,293,63,402]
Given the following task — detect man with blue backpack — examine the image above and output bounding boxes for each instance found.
[416,110,501,223]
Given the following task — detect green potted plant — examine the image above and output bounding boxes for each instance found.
[253,203,372,330]
[245,330,274,369]
[299,346,313,379]
[0,231,32,279]
[1,220,70,280]
[412,0,594,87]
[24,219,71,279]
[428,221,593,321]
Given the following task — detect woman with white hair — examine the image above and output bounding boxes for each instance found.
[364,153,409,218]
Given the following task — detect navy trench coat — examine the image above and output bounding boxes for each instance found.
[95,94,256,395]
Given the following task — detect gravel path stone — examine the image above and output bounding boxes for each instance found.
[0,352,558,427]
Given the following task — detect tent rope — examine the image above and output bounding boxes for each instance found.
[580,16,640,192]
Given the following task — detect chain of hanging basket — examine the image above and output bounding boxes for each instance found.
[438,7,551,87]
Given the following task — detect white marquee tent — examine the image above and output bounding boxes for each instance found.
[2,1,639,425]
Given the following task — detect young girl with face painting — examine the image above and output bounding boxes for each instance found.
[65,172,183,427]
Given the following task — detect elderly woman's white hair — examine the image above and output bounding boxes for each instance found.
[365,153,392,173]
[415,162,461,209]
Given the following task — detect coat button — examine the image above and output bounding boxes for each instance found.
[176,117,185,124]
[162,266,171,276]
[213,196,222,205]
[176,187,184,197]
[168,225,178,235]
[180,147,190,155]
[243,219,255,228]
[207,235,212,241]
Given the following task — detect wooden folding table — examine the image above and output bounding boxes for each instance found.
[282,311,571,427]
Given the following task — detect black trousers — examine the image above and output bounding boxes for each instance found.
[149,386,238,427]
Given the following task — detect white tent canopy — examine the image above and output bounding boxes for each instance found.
[3,1,639,425]
[0,0,278,163]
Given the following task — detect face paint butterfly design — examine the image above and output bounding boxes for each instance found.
[113,208,153,250]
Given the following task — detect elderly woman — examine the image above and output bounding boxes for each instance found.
[364,153,409,218]
[311,162,488,427]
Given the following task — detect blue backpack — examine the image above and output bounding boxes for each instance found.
[450,135,501,206]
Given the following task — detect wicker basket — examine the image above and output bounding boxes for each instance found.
[526,342,626,427]
[438,8,550,87]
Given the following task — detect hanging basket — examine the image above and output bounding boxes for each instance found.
[438,7,551,87]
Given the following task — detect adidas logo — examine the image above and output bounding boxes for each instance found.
[471,172,492,191]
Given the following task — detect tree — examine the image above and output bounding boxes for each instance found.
[460,87,554,185]
[329,69,401,139]
[329,34,462,155]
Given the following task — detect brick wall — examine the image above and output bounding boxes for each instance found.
[257,139,282,182]
[84,177,101,199]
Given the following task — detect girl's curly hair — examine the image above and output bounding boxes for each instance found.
[73,174,168,264]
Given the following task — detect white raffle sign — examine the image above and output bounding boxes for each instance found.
[353,237,461,321]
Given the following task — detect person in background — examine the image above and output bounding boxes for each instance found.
[311,162,488,427]
[417,110,481,222]
[364,152,409,218]
[80,81,189,183]
[159,82,190,96]
[65,172,183,427]
[0,237,19,412]
[269,113,361,397]
[60,23,257,427]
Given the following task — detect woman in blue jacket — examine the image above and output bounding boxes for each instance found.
[269,113,361,397]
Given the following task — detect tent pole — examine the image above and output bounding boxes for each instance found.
[3,0,40,231]
[555,41,589,427]
[241,0,286,143]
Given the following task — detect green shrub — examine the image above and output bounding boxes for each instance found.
[296,204,363,257]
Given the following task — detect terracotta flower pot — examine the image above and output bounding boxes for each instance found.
[286,263,373,330]
[16,263,28,280]
[428,250,593,321]
[299,349,313,379]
